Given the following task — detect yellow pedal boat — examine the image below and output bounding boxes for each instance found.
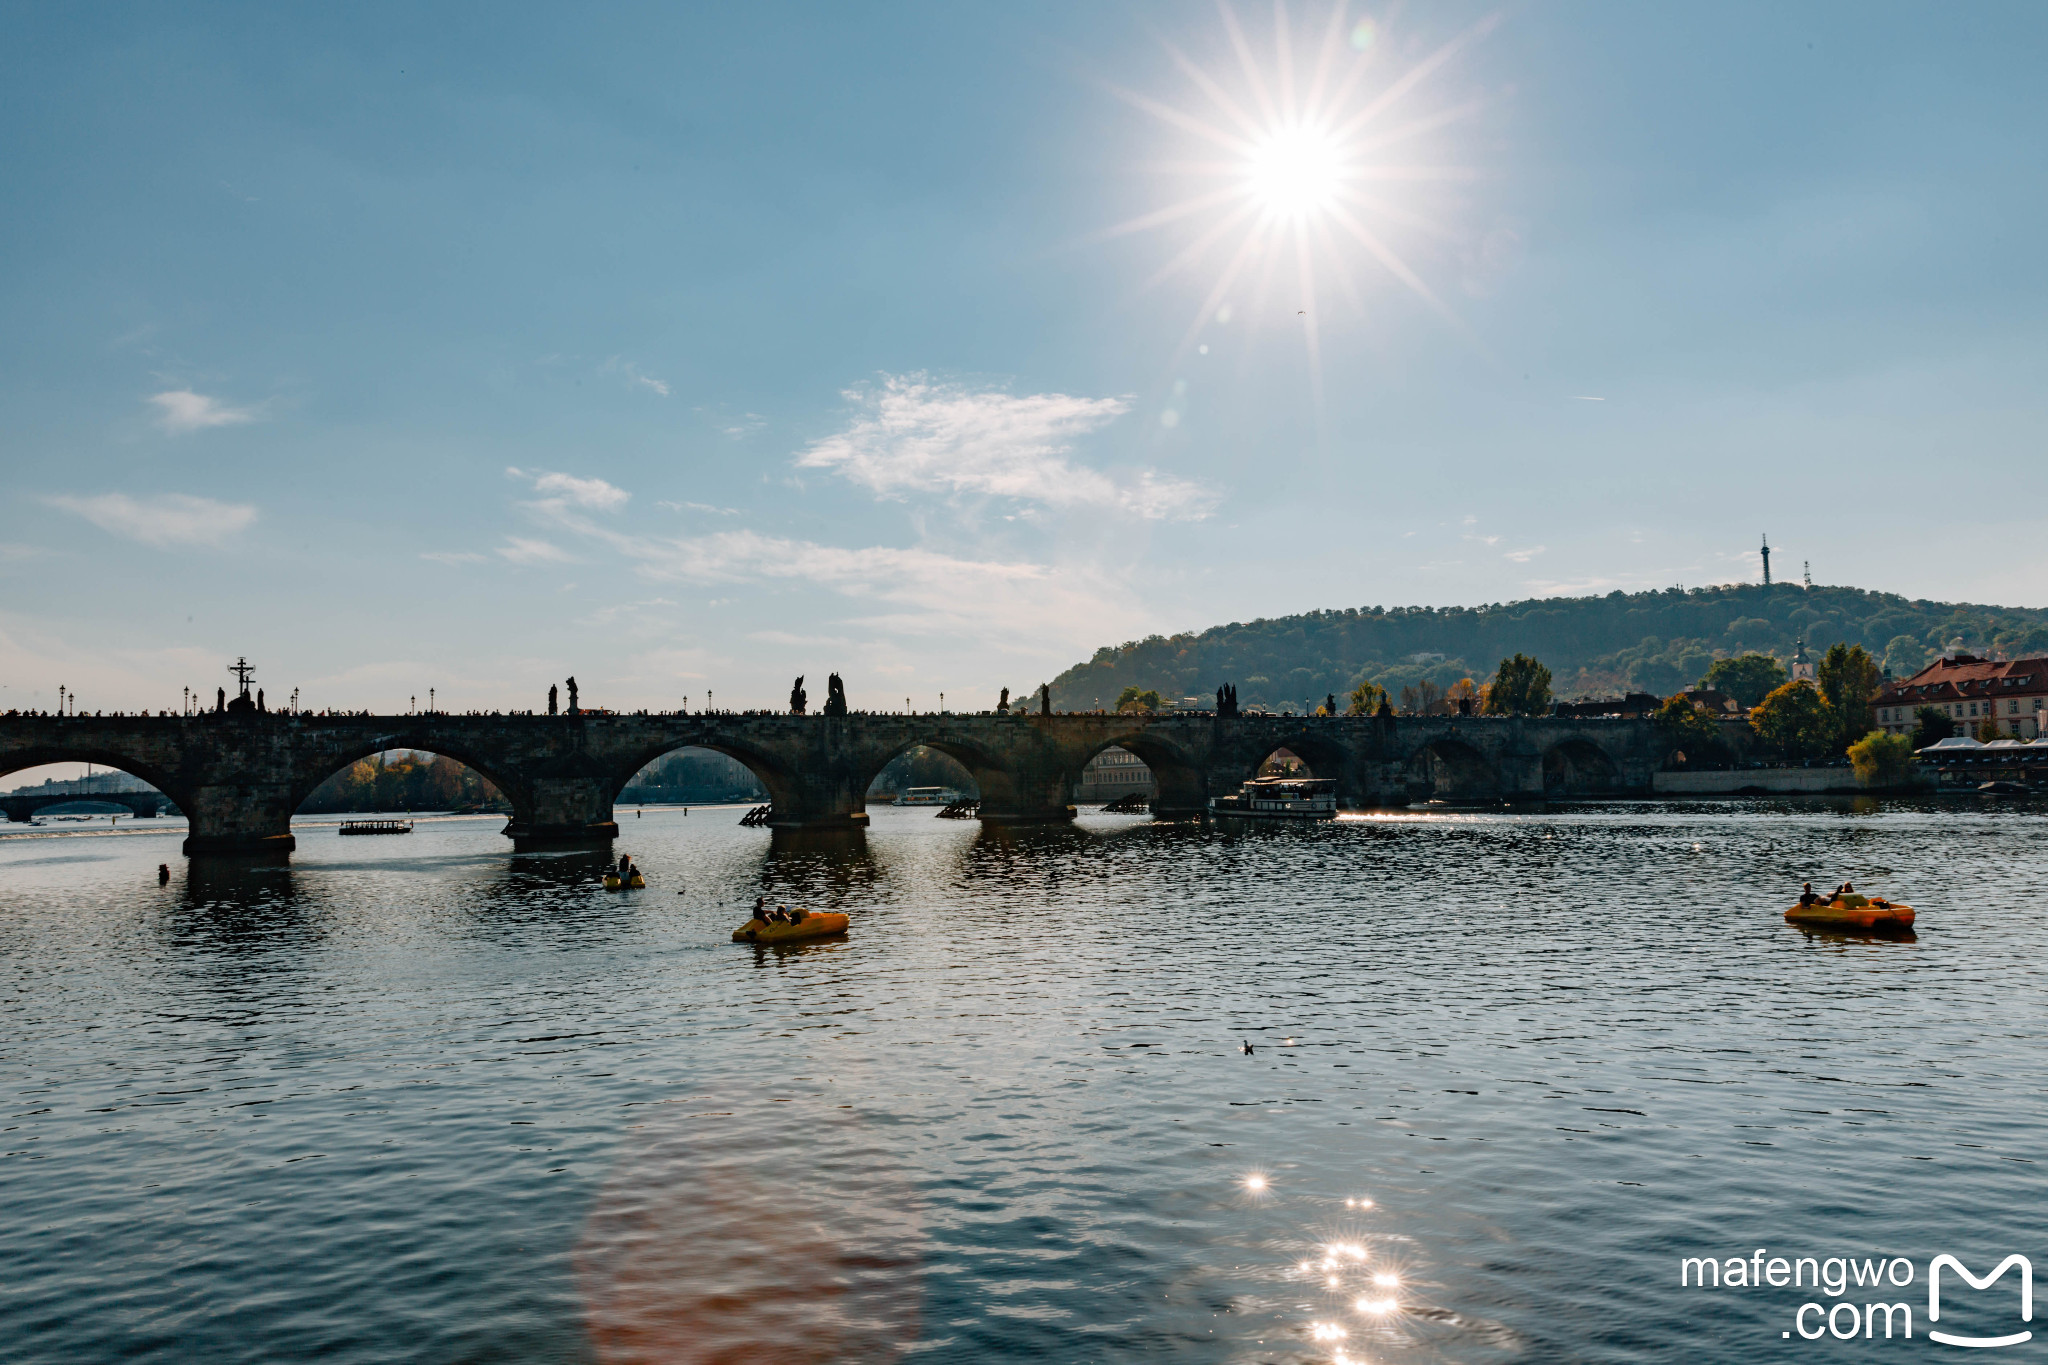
[1784,894,1914,932]
[603,874,646,891]
[732,911,850,944]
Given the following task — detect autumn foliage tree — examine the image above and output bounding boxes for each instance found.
[1346,680,1388,715]
[1653,693,1722,756]
[1749,680,1836,759]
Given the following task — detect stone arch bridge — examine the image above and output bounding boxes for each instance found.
[0,711,1682,855]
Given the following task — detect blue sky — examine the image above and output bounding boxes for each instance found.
[4,1,2046,719]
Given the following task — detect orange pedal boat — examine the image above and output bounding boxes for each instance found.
[1784,893,1914,932]
[731,911,850,944]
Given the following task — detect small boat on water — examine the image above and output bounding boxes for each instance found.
[339,819,413,836]
[732,910,850,943]
[896,786,964,807]
[1209,776,1338,820]
[1785,892,1915,933]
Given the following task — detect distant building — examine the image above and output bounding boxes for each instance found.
[5,769,157,798]
[1873,653,2048,740]
[1790,638,1814,683]
[1075,747,1153,802]
[1679,688,1745,716]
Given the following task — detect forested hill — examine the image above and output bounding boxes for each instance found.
[1044,584,2048,712]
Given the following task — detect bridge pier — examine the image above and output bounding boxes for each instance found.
[181,781,298,856]
[972,761,1077,825]
[500,775,619,850]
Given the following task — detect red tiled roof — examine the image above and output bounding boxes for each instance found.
[1878,654,2048,705]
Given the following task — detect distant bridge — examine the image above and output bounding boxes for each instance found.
[0,710,1692,855]
[1,789,173,822]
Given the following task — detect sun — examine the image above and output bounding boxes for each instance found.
[1246,125,1345,220]
[1099,4,1500,400]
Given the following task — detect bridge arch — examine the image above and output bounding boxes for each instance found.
[1408,737,1498,803]
[607,734,812,825]
[1075,730,1208,819]
[857,733,1028,819]
[1542,738,1623,797]
[289,733,527,820]
[0,742,192,828]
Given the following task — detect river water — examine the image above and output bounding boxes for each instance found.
[1,799,2043,1363]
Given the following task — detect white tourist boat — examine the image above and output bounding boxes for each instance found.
[1209,776,1338,820]
[896,786,965,807]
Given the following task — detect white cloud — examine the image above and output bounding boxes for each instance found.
[610,525,1135,649]
[1504,546,1546,563]
[798,374,1215,521]
[149,389,258,433]
[421,551,487,564]
[497,537,577,564]
[508,468,631,512]
[48,492,257,548]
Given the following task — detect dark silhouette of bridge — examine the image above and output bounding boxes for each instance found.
[2,789,173,822]
[0,710,1694,855]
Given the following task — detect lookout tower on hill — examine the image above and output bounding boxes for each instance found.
[1760,534,1771,588]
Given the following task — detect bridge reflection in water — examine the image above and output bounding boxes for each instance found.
[0,711,1682,856]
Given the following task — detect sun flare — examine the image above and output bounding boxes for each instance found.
[1103,3,1499,403]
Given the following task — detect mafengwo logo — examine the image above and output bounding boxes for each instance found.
[1679,1250,2032,1345]
[1929,1254,2032,1349]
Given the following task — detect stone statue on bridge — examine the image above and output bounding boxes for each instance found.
[790,676,807,715]
[997,687,1010,714]
[1216,683,1239,718]
[549,684,558,716]
[1040,684,1051,716]
[824,673,848,717]
[566,677,579,716]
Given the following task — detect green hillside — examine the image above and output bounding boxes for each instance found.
[1044,584,2048,713]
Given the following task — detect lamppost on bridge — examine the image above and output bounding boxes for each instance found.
[429,688,435,715]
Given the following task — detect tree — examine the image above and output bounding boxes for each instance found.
[1653,694,1720,754]
[1483,654,1553,716]
[1911,705,1955,749]
[1701,653,1788,707]
[1750,680,1834,759]
[1115,686,1163,713]
[1399,679,1445,715]
[1882,634,1929,678]
[1346,680,1388,715]
[1816,643,1882,751]
[1848,730,1914,786]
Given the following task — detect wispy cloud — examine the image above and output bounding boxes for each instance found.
[149,389,259,433]
[603,357,670,397]
[657,500,743,516]
[798,373,1215,521]
[48,492,257,548]
[497,537,577,565]
[421,551,487,565]
[507,467,631,512]
[1504,546,1546,563]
